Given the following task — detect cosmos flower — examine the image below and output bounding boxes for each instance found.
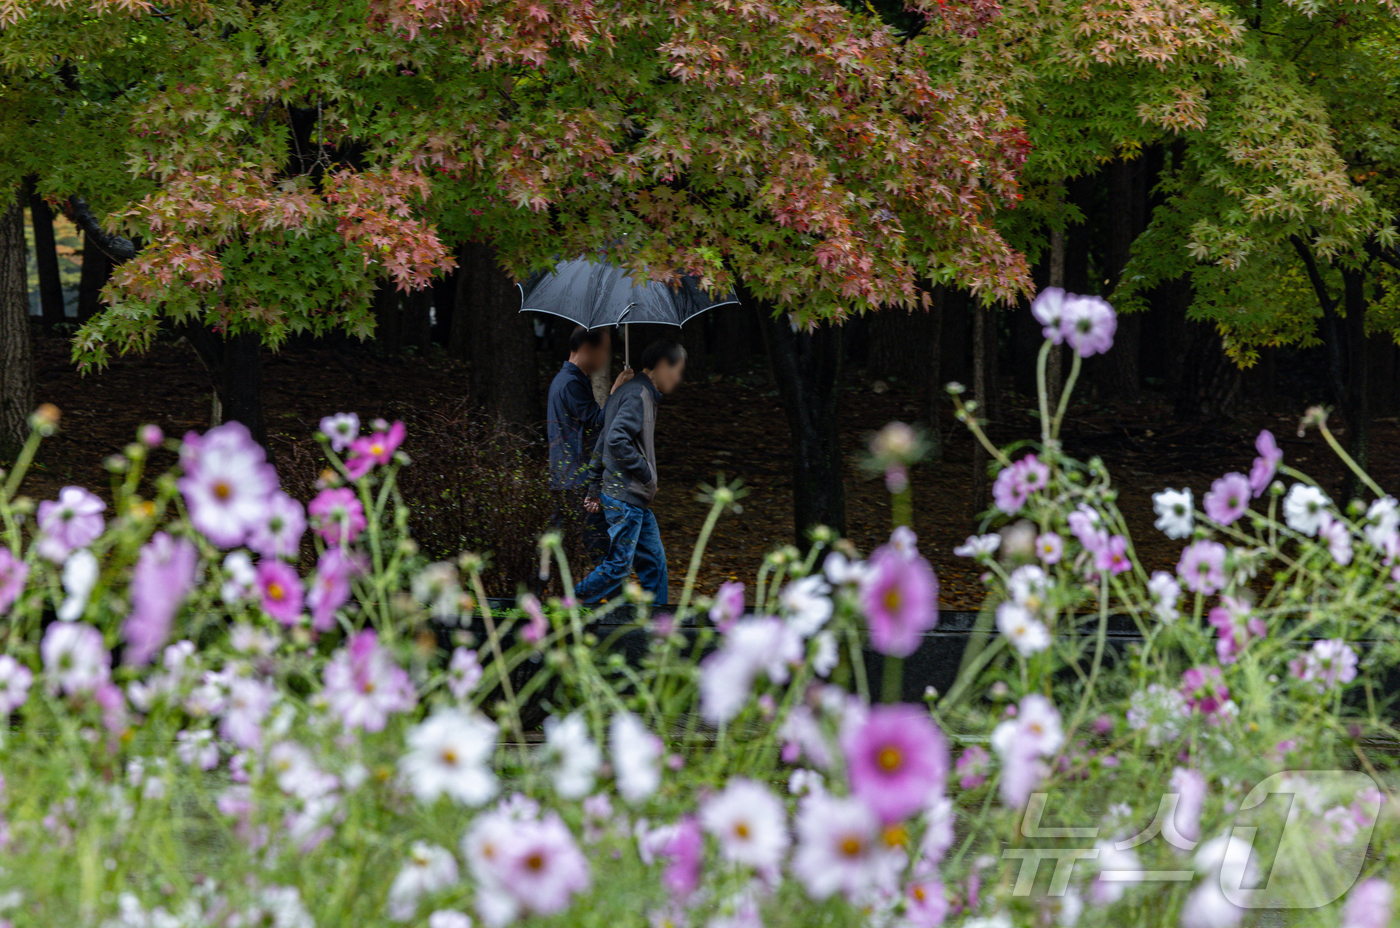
[1148,571,1181,623]
[122,532,198,666]
[400,709,498,806]
[780,575,833,638]
[35,486,105,563]
[41,621,109,694]
[256,559,304,627]
[1288,638,1359,694]
[386,842,459,922]
[246,491,306,560]
[1152,488,1194,540]
[610,711,662,803]
[859,545,939,658]
[1248,430,1282,498]
[323,630,416,732]
[1059,295,1117,358]
[700,778,789,872]
[709,581,746,631]
[843,704,949,824]
[1202,473,1251,526]
[1030,286,1068,343]
[56,548,99,622]
[0,549,26,616]
[791,792,903,902]
[319,412,361,452]
[542,713,601,800]
[345,420,407,480]
[996,602,1051,657]
[307,487,367,545]
[1177,540,1228,596]
[178,422,279,549]
[1283,484,1330,536]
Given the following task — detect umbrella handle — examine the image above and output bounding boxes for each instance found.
[625,323,631,369]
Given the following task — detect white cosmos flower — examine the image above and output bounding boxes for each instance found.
[1153,488,1194,540]
[543,712,602,800]
[791,792,902,902]
[1148,571,1181,623]
[1006,565,1050,611]
[610,711,662,803]
[700,778,789,872]
[386,842,460,922]
[1283,484,1330,537]
[57,549,99,622]
[992,693,1064,758]
[953,534,1001,559]
[400,709,498,806]
[996,602,1051,657]
[823,552,869,586]
[780,575,833,638]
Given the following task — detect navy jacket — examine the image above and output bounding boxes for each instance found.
[546,361,604,490]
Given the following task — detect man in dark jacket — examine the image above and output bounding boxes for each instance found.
[574,339,687,605]
[547,326,631,564]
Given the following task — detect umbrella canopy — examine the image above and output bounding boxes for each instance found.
[518,259,739,331]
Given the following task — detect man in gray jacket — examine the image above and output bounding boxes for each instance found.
[574,339,687,605]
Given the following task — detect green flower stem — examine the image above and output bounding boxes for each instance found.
[1316,418,1386,499]
[1050,349,1082,441]
[0,429,41,503]
[467,569,530,770]
[1035,338,1053,447]
[880,654,904,704]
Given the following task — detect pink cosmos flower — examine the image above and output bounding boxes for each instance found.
[710,581,745,632]
[859,545,939,658]
[956,745,990,790]
[660,816,704,899]
[467,808,591,925]
[1093,534,1132,576]
[246,490,306,560]
[41,622,109,694]
[1248,430,1282,498]
[998,740,1048,809]
[1060,295,1117,358]
[344,420,406,480]
[138,423,164,448]
[903,873,949,928]
[93,681,128,734]
[122,532,198,666]
[520,593,548,644]
[307,487,367,545]
[1203,472,1251,526]
[0,550,27,616]
[1177,540,1228,596]
[699,617,802,723]
[1035,533,1063,565]
[319,412,360,452]
[446,648,483,700]
[1319,511,1354,566]
[35,486,105,563]
[1030,286,1068,343]
[1066,505,1107,556]
[791,792,903,902]
[990,454,1049,516]
[256,559,304,626]
[1181,665,1231,718]
[0,655,33,714]
[307,547,360,633]
[1208,597,1265,665]
[323,630,416,732]
[1342,878,1393,928]
[843,703,949,824]
[1288,638,1359,693]
[178,422,279,549]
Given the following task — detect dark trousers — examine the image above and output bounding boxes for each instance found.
[574,494,669,605]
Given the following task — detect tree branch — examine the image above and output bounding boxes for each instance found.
[64,197,136,263]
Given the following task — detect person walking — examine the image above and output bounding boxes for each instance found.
[574,340,687,605]
[546,326,632,565]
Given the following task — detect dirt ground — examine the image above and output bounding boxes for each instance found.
[10,330,1388,609]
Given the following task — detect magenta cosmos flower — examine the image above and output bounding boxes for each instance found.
[122,532,198,666]
[344,420,406,480]
[323,629,416,732]
[256,558,303,626]
[1202,472,1251,526]
[178,422,280,549]
[1208,596,1265,665]
[0,549,28,616]
[308,547,360,632]
[1249,429,1282,498]
[35,486,105,563]
[307,487,367,545]
[1060,295,1117,358]
[842,703,949,824]
[859,545,939,658]
[1181,665,1230,718]
[1177,539,1227,596]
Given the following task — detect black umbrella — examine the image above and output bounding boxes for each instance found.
[518,259,739,368]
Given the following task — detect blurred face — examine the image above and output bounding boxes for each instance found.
[650,356,686,394]
[575,331,611,374]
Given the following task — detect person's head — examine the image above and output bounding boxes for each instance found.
[568,326,611,375]
[640,339,687,394]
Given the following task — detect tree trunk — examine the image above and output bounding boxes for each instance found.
[1045,225,1066,412]
[373,280,403,355]
[1341,264,1370,500]
[431,266,458,347]
[1174,319,1240,420]
[449,243,473,363]
[179,325,272,457]
[972,302,990,511]
[407,286,434,355]
[76,233,112,323]
[761,308,846,547]
[25,180,65,328]
[713,302,752,375]
[868,307,931,385]
[0,194,34,449]
[463,241,539,428]
[922,285,945,462]
[1092,157,1143,400]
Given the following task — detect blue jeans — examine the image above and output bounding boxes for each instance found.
[574,494,668,605]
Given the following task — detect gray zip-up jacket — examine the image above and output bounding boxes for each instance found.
[585,374,660,507]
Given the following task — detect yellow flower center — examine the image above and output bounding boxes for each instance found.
[213,481,232,500]
[267,582,285,601]
[734,821,750,840]
[878,746,903,772]
[840,836,863,857]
